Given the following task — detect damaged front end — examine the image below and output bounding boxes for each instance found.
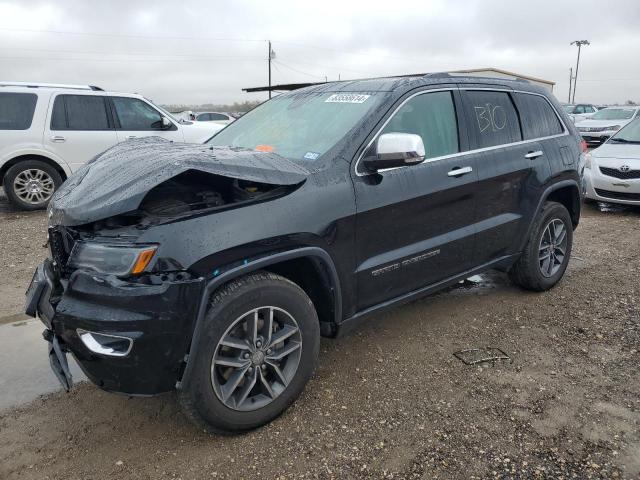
[27,137,309,395]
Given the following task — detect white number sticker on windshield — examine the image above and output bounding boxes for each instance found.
[325,94,370,104]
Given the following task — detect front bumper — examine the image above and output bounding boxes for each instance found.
[26,260,205,395]
[584,167,640,205]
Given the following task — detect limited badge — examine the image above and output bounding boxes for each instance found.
[325,94,370,104]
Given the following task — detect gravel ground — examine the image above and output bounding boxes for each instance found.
[0,188,48,320]
[0,192,639,479]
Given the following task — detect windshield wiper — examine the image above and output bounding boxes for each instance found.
[610,138,640,144]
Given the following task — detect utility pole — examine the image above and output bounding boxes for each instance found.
[570,40,589,103]
[568,67,573,103]
[268,40,272,99]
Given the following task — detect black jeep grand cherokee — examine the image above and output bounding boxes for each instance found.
[26,74,585,433]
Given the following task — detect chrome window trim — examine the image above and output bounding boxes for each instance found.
[354,87,569,177]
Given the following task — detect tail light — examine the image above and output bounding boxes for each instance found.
[580,140,588,153]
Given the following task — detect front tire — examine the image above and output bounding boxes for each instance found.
[509,201,573,291]
[178,271,320,434]
[4,160,62,210]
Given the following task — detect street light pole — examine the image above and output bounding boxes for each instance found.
[570,40,589,103]
[568,67,573,103]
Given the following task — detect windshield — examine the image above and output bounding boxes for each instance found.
[609,119,640,143]
[591,108,637,120]
[207,92,383,161]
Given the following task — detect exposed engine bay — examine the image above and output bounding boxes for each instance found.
[140,170,280,217]
[80,170,292,232]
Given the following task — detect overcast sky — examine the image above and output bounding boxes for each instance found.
[1,0,639,105]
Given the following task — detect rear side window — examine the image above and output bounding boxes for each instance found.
[514,93,564,140]
[381,91,459,160]
[465,91,522,148]
[51,95,111,130]
[0,93,37,130]
[209,113,228,121]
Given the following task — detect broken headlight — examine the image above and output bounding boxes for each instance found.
[68,242,157,276]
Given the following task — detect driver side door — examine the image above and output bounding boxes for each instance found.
[352,88,479,311]
[109,96,183,143]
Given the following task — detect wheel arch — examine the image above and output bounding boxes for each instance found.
[517,179,582,253]
[177,247,342,390]
[0,154,68,186]
[545,182,581,228]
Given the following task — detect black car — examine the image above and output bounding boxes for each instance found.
[26,74,585,433]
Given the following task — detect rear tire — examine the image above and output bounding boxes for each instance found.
[178,271,320,434]
[4,160,62,210]
[509,201,573,291]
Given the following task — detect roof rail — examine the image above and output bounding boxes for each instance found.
[422,72,452,78]
[0,82,103,91]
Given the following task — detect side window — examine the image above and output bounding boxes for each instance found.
[112,97,163,130]
[575,105,586,114]
[465,91,521,148]
[50,96,67,130]
[65,95,110,130]
[0,93,38,130]
[209,113,229,121]
[196,113,210,121]
[381,91,459,160]
[585,106,595,113]
[514,93,564,140]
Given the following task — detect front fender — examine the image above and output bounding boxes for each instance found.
[176,246,341,390]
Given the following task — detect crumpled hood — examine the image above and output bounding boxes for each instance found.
[49,137,309,226]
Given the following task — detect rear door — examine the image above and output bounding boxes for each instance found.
[352,88,479,310]
[44,93,119,172]
[460,89,552,265]
[109,96,184,143]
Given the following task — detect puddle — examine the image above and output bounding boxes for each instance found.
[0,318,85,412]
[438,271,509,297]
[596,202,640,214]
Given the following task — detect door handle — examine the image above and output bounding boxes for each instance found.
[447,166,473,177]
[525,150,544,159]
[126,135,137,140]
[50,135,66,143]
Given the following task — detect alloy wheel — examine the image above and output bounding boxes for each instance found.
[13,169,55,205]
[211,306,302,411]
[538,218,568,278]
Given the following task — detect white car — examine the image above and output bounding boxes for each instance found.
[194,111,235,126]
[584,118,640,205]
[562,103,599,123]
[575,106,640,146]
[0,82,223,210]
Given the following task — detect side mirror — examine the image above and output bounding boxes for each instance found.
[161,116,172,129]
[362,133,426,173]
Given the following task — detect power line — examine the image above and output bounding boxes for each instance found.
[0,47,260,59]
[277,57,373,76]
[272,60,326,80]
[0,27,443,67]
[0,27,265,43]
[0,55,260,63]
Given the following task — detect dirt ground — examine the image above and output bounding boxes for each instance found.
[0,191,639,480]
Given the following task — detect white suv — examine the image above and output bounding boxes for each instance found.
[0,82,223,210]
